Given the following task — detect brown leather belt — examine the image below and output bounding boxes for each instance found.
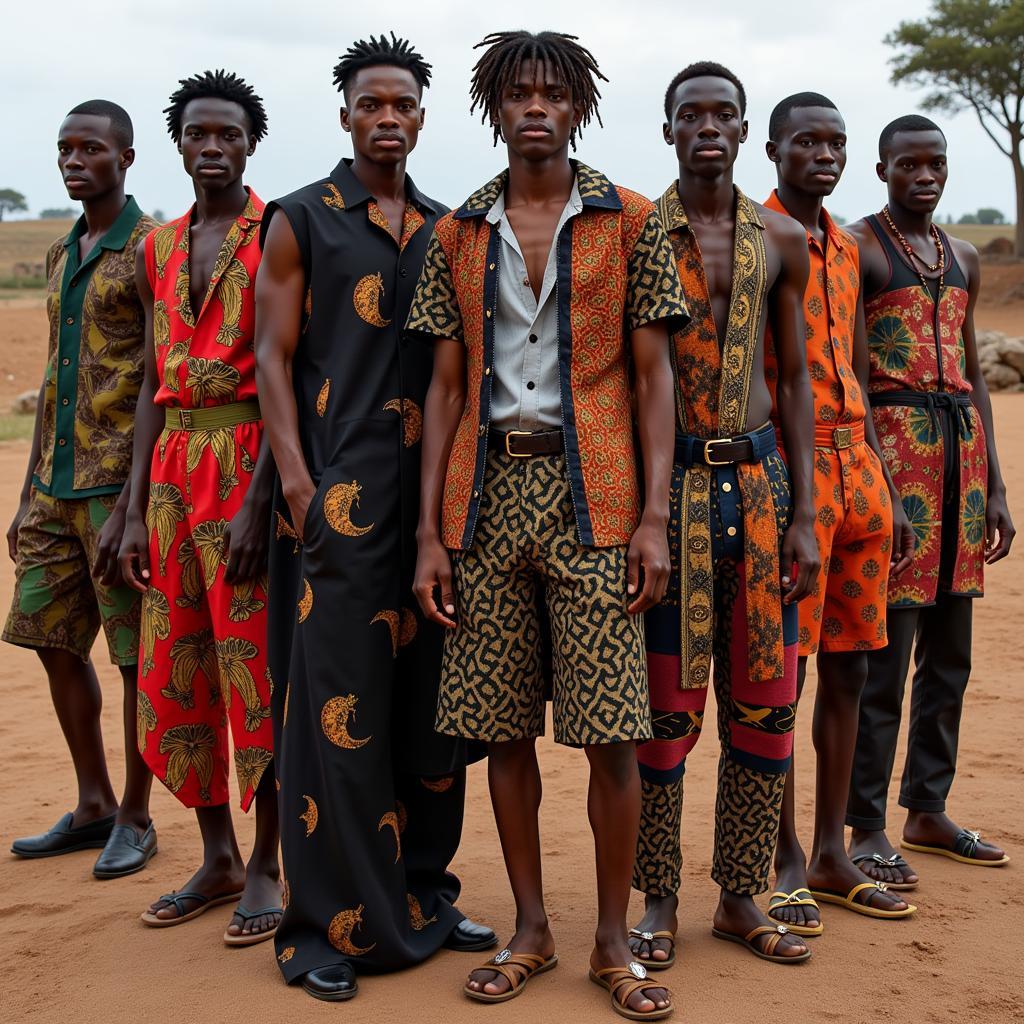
[489,428,564,458]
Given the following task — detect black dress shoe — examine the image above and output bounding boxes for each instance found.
[444,917,498,952]
[301,964,358,1002]
[92,822,158,879]
[11,812,115,859]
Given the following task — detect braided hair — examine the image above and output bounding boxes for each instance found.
[333,33,432,98]
[164,70,267,143]
[469,30,607,149]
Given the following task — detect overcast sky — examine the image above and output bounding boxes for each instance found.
[2,0,1016,225]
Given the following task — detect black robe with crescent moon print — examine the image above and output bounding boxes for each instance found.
[262,158,469,982]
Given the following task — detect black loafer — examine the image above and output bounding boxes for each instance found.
[301,963,358,1002]
[11,812,115,859]
[443,917,498,952]
[92,822,158,879]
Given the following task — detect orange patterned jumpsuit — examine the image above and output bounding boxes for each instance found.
[137,190,273,811]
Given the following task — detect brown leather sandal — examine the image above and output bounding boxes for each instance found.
[463,948,558,1003]
[711,923,811,964]
[628,927,676,969]
[588,961,673,1020]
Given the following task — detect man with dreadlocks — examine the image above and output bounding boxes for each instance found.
[408,30,686,1020]
[627,62,819,970]
[255,34,494,1002]
[7,101,157,877]
[117,70,280,944]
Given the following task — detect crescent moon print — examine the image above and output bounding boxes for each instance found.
[399,608,417,647]
[300,794,319,836]
[321,694,371,749]
[316,378,330,417]
[353,272,392,327]
[421,775,455,793]
[382,398,423,446]
[298,579,313,623]
[370,610,400,657]
[323,481,374,537]
[328,905,375,956]
[378,811,402,862]
[407,893,438,931]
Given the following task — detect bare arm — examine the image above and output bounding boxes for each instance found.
[959,243,1014,562]
[6,372,46,561]
[627,322,674,613]
[770,219,819,602]
[853,287,915,578]
[253,211,312,537]
[413,339,466,628]
[115,241,164,591]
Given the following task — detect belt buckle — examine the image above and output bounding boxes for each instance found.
[179,409,193,430]
[833,426,853,449]
[704,437,733,466]
[505,430,531,458]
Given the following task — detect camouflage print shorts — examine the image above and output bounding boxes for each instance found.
[3,489,140,665]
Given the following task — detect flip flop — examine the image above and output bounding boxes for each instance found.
[588,961,673,1021]
[140,889,243,928]
[851,852,919,890]
[901,830,1009,867]
[463,948,558,1003]
[223,904,283,946]
[628,927,676,969]
[711,924,811,965]
[766,888,824,936]
[810,881,916,919]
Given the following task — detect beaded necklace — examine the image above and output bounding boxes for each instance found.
[881,205,945,291]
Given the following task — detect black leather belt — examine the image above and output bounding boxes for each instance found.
[869,389,973,440]
[489,428,564,458]
[674,422,777,467]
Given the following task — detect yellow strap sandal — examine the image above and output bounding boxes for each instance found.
[810,881,917,919]
[766,888,824,936]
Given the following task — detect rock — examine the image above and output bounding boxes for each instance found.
[983,362,1022,390]
[10,389,39,415]
[995,335,1024,376]
[982,236,1014,256]
[975,330,1004,355]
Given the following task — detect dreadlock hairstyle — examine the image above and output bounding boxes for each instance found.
[164,70,268,144]
[663,61,746,122]
[332,33,432,99]
[469,30,607,150]
[66,100,134,148]
[768,92,839,142]
[878,114,945,161]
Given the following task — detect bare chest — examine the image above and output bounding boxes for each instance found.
[187,223,230,313]
[690,219,736,344]
[505,206,563,300]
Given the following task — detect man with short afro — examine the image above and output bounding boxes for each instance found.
[255,33,495,1003]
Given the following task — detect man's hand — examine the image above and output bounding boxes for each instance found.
[890,498,916,579]
[6,496,30,562]
[413,535,457,628]
[284,475,316,542]
[985,488,1015,564]
[224,496,271,584]
[626,517,670,615]
[118,513,151,593]
[93,504,128,586]
[781,514,820,604]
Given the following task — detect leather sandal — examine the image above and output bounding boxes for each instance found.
[851,851,918,890]
[711,923,812,964]
[810,881,916,919]
[901,830,1009,867]
[766,888,824,936]
[140,889,243,927]
[588,961,673,1020]
[628,927,676,969]
[223,904,283,946]
[463,948,558,1003]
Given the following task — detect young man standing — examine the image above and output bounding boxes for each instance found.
[628,63,818,969]
[409,30,685,1020]
[7,101,157,879]
[845,116,1014,883]
[256,36,494,1003]
[118,71,280,944]
[761,93,916,932]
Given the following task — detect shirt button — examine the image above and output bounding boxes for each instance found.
[485,309,492,319]
[473,490,480,498]
[526,381,535,390]
[488,263,496,271]
[400,268,408,278]
[726,526,737,537]
[65,316,74,325]
[58,438,66,447]
[484,367,491,376]
[62,398,69,406]
[62,358,70,366]
[721,481,732,493]
[529,334,538,343]
[523,277,530,287]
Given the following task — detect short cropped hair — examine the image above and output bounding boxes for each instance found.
[663,61,746,121]
[878,114,945,160]
[768,92,838,141]
[65,100,133,148]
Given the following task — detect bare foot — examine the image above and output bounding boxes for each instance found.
[769,858,820,931]
[628,893,677,965]
[713,891,809,960]
[903,811,1006,862]
[848,828,919,885]
[465,920,555,998]
[225,860,282,939]
[146,857,245,921]
[591,934,671,1016]
[808,851,910,912]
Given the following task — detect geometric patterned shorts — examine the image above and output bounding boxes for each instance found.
[437,448,652,747]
